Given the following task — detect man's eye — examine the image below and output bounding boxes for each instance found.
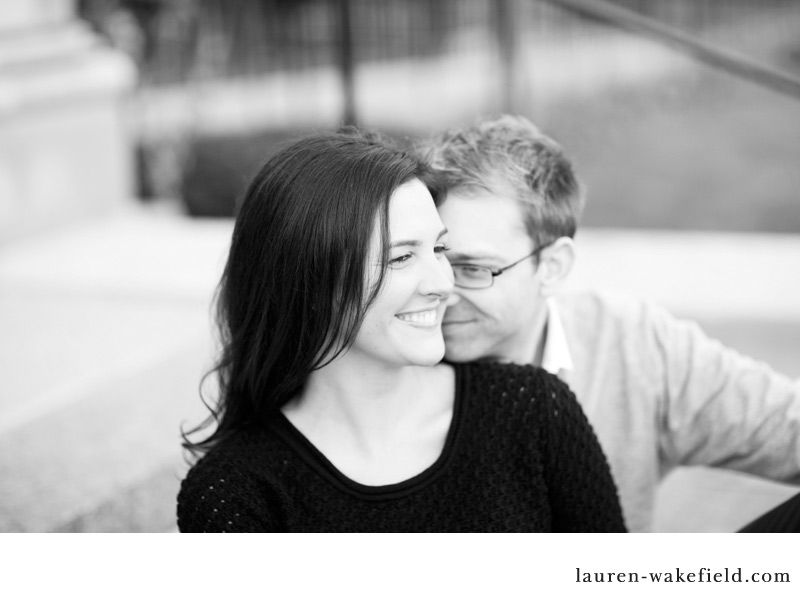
[434,244,450,254]
[454,265,488,278]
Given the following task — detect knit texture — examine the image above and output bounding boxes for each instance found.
[177,362,626,532]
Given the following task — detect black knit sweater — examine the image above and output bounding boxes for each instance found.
[177,362,626,532]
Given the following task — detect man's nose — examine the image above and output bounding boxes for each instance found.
[446,292,462,307]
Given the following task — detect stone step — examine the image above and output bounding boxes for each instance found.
[0,327,213,532]
[0,210,232,532]
[1,211,798,531]
[56,462,181,533]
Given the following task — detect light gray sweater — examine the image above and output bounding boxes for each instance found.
[549,290,800,532]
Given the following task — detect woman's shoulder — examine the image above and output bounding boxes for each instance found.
[177,426,288,531]
[183,422,288,481]
[180,430,255,496]
[455,361,581,423]
[457,361,568,396]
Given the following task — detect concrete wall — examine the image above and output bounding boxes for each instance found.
[0,0,137,242]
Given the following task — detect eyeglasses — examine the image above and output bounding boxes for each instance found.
[450,241,554,289]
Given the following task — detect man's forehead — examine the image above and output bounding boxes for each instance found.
[439,189,533,261]
[441,186,529,229]
[446,171,518,200]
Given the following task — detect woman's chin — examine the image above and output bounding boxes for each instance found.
[406,342,446,367]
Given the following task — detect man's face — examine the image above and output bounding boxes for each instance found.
[438,187,547,364]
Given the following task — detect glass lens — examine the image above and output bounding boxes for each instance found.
[452,265,492,288]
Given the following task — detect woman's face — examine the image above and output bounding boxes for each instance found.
[348,178,454,368]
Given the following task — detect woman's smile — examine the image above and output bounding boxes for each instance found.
[396,304,441,327]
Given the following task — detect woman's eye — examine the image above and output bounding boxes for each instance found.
[390,253,412,265]
[434,243,450,255]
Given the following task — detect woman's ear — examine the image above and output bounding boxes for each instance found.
[537,237,575,297]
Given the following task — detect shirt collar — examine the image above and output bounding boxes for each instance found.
[541,297,574,375]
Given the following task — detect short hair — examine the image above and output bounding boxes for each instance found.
[421,114,585,248]
[183,128,438,456]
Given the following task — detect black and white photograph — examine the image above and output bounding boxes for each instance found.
[1,0,799,587]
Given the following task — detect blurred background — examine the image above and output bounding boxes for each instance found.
[1,0,799,532]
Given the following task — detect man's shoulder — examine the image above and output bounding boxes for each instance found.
[555,289,662,329]
[552,290,686,365]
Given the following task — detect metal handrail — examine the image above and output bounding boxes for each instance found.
[541,0,800,101]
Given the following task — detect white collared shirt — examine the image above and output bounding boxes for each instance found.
[541,298,574,378]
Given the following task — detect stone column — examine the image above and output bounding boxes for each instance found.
[0,0,137,242]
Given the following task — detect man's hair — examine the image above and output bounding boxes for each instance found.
[421,114,585,248]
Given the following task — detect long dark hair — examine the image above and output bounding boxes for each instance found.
[182,129,438,456]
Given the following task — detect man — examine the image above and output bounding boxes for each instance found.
[421,114,800,532]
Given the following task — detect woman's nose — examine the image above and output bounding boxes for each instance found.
[420,253,454,298]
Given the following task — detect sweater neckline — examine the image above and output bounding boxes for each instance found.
[271,363,466,501]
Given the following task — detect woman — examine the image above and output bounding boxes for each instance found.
[177,128,625,532]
